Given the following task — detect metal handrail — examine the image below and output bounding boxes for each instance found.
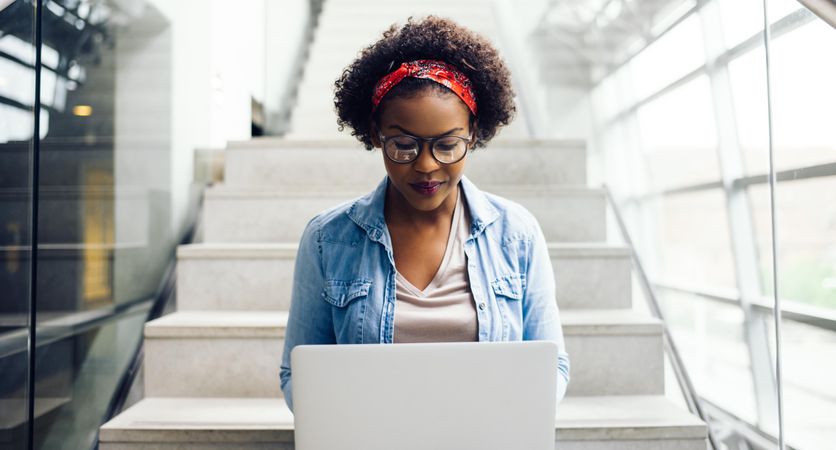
[603,184,719,450]
[797,0,836,28]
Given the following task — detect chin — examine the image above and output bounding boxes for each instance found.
[401,184,451,211]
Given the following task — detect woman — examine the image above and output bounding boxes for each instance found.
[280,15,569,412]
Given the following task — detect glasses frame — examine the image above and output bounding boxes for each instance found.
[377,131,474,165]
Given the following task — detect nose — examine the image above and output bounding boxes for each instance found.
[412,141,440,173]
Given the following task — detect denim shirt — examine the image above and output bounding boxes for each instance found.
[279,175,571,412]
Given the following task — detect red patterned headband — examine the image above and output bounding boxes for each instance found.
[371,59,478,115]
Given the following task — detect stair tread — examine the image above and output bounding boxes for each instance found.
[144,311,289,338]
[177,242,630,259]
[548,242,630,257]
[177,242,298,259]
[144,309,658,337]
[205,184,607,198]
[100,395,705,442]
[225,137,585,149]
[561,309,662,335]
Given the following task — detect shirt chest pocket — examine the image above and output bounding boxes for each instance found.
[491,273,525,340]
[322,279,372,343]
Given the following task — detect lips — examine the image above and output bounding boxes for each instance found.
[409,180,444,196]
[411,181,442,188]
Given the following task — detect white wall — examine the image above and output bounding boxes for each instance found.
[265,0,310,132]
[141,0,292,233]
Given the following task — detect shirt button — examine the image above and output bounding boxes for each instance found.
[478,302,486,310]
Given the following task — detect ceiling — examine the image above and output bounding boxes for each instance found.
[529,0,693,86]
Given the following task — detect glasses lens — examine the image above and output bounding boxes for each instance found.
[432,136,468,163]
[384,136,419,162]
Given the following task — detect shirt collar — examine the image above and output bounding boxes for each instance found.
[346,174,500,245]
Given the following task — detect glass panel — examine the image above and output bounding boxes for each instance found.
[718,0,800,50]
[749,179,836,309]
[660,291,758,423]
[31,1,174,448]
[33,312,147,449]
[636,75,721,190]
[727,44,770,177]
[643,190,736,290]
[0,0,35,447]
[767,7,836,448]
[592,0,800,445]
[769,19,836,173]
[733,19,836,176]
[767,317,836,449]
[630,12,705,100]
[767,4,836,449]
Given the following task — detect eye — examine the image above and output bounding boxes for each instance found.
[391,136,418,150]
[435,137,463,152]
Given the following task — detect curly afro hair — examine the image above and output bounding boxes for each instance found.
[333,15,517,150]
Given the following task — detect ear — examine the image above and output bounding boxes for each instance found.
[468,118,478,147]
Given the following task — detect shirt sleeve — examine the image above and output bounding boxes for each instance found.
[280,217,336,413]
[521,214,571,404]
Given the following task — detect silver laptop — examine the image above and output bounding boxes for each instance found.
[291,340,558,450]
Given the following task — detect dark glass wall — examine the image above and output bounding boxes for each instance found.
[1,1,174,448]
[0,1,35,449]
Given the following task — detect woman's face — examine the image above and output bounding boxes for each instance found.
[371,91,476,214]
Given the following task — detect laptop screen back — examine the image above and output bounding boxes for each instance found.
[291,340,558,450]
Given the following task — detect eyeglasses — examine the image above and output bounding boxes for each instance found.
[378,131,473,165]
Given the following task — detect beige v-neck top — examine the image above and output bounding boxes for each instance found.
[393,185,479,343]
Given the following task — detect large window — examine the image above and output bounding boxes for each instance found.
[590,0,836,447]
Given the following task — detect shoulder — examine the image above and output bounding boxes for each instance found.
[302,195,367,245]
[478,190,541,242]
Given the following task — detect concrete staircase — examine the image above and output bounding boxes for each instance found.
[99,135,709,449]
[99,0,709,448]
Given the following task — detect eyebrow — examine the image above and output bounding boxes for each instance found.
[387,125,463,138]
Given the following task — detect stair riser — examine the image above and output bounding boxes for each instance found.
[203,192,606,244]
[177,258,295,311]
[143,329,657,398]
[557,256,632,310]
[144,337,283,398]
[100,439,706,450]
[176,250,630,312]
[224,146,586,189]
[100,444,293,450]
[99,394,708,449]
[559,440,708,450]
[564,333,663,396]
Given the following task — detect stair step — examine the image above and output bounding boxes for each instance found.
[143,311,287,398]
[175,242,630,312]
[99,396,707,449]
[142,309,659,398]
[284,118,530,141]
[176,243,297,312]
[223,138,586,189]
[550,243,632,310]
[562,310,663,396]
[202,186,606,244]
